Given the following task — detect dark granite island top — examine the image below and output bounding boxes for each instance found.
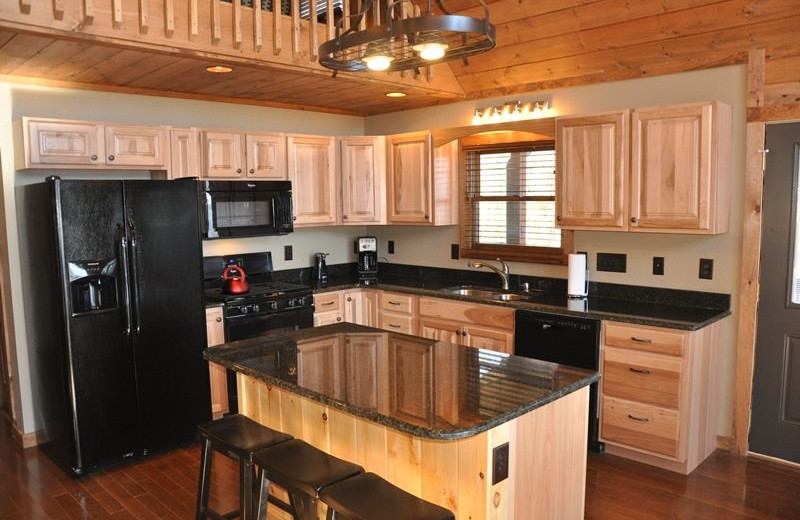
[203,322,599,440]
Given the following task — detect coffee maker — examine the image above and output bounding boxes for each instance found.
[357,236,378,281]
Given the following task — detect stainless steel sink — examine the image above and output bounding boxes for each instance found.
[442,285,531,302]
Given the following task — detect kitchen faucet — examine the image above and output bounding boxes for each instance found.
[469,258,510,291]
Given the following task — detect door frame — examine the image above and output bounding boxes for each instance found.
[735,50,800,454]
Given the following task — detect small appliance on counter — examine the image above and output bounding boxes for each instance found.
[314,252,329,286]
[357,236,378,284]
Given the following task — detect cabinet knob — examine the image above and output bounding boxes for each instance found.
[107,154,115,161]
[630,217,638,223]
[293,216,297,221]
[346,297,352,302]
[91,154,98,161]
[249,168,255,174]
[424,214,430,220]
[336,317,342,322]
[556,215,562,221]
[216,317,222,322]
[343,215,348,220]
[236,168,242,173]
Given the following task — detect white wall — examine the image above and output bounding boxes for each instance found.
[366,66,747,436]
[0,83,368,434]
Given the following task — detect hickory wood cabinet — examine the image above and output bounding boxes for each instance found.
[287,134,337,226]
[599,320,721,474]
[169,127,200,179]
[555,101,731,234]
[338,136,386,224]
[386,132,458,226]
[205,306,228,419]
[313,289,379,327]
[21,117,169,169]
[378,291,417,335]
[201,130,286,179]
[418,296,515,354]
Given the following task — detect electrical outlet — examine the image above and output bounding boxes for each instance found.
[653,256,664,276]
[284,245,293,261]
[492,442,509,485]
[699,258,714,279]
[451,244,460,260]
[596,252,627,273]
[388,240,395,254]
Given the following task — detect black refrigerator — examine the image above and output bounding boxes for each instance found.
[20,177,211,477]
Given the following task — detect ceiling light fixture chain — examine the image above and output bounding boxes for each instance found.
[319,0,495,73]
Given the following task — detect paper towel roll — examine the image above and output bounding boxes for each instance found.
[567,298,588,312]
[567,253,588,298]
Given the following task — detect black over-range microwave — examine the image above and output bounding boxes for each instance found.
[199,180,294,239]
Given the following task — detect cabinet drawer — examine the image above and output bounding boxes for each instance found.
[379,311,415,335]
[601,395,680,458]
[602,347,682,408]
[314,292,342,312]
[604,322,686,356]
[418,297,514,331]
[380,292,416,314]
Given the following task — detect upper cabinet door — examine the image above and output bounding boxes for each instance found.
[104,125,168,168]
[556,111,628,230]
[246,133,286,179]
[287,134,337,226]
[339,136,385,224]
[25,118,105,167]
[169,127,200,179]
[386,132,433,224]
[630,102,731,234]
[201,131,245,178]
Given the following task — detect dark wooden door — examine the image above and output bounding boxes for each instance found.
[751,122,800,463]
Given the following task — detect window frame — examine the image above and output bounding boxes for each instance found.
[459,139,572,265]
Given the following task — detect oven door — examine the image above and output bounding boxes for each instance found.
[224,307,313,413]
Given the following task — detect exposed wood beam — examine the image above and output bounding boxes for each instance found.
[734,48,766,456]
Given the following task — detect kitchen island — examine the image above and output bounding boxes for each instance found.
[204,323,599,520]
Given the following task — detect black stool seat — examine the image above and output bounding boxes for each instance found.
[196,414,292,520]
[198,414,292,462]
[253,439,364,520]
[254,439,364,497]
[319,472,455,520]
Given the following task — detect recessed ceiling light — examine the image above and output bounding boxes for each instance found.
[206,65,233,74]
[385,92,406,98]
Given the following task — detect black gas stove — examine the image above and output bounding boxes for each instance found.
[203,252,313,325]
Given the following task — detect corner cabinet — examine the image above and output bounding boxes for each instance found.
[287,134,338,226]
[599,320,721,474]
[556,101,731,234]
[22,117,169,170]
[386,132,458,226]
[205,307,228,419]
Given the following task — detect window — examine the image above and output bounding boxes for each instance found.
[460,140,572,264]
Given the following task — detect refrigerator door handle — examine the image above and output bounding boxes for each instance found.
[128,220,142,334]
[118,225,133,336]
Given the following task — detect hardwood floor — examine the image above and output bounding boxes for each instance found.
[2,417,799,519]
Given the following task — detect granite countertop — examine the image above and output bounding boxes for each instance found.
[312,272,730,331]
[204,323,600,440]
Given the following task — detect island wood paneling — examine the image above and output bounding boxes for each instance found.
[237,373,590,520]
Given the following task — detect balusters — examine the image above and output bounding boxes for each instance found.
[254,0,263,51]
[211,0,222,42]
[233,0,242,48]
[274,0,283,54]
[112,0,123,27]
[309,0,318,60]
[190,0,199,37]
[53,0,64,19]
[164,0,174,36]
[291,0,300,59]
[139,0,149,33]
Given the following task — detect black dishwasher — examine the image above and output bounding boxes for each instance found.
[514,310,603,452]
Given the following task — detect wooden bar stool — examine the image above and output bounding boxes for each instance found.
[319,472,455,520]
[253,439,364,520]
[196,414,292,520]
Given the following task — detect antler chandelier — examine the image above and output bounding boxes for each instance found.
[319,0,496,73]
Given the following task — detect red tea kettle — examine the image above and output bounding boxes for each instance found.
[221,266,249,295]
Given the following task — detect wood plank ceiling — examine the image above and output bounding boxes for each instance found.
[1,0,800,116]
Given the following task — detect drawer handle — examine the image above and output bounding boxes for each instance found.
[630,336,653,344]
[388,300,401,305]
[388,323,401,328]
[629,367,651,375]
[320,301,335,306]
[627,414,649,423]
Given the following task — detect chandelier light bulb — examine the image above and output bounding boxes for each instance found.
[414,42,448,61]
[362,42,395,71]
